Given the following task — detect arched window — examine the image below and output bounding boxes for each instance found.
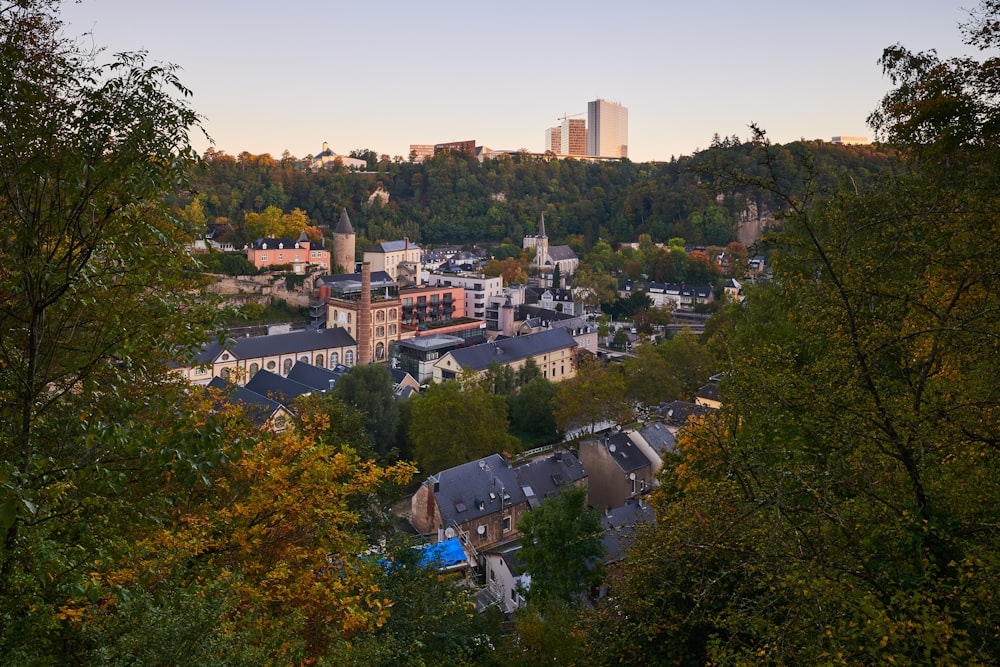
[375,342,385,360]
[389,308,396,320]
[376,310,385,323]
[299,355,309,363]
[376,326,385,338]
[221,367,231,381]
[249,363,259,378]
[283,358,293,375]
[345,350,354,366]
[331,352,339,365]
[315,354,324,368]
[389,324,397,335]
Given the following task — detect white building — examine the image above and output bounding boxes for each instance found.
[423,271,503,321]
[587,99,628,158]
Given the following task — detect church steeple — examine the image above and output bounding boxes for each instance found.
[537,211,547,238]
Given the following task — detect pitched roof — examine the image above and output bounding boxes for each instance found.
[244,369,316,404]
[547,245,578,262]
[445,328,576,372]
[514,451,587,509]
[429,454,526,528]
[601,498,655,563]
[369,239,421,253]
[315,271,395,292]
[587,431,655,474]
[222,328,356,360]
[207,377,286,426]
[286,360,349,391]
[636,421,676,457]
[250,237,323,251]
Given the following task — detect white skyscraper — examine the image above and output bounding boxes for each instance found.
[587,99,628,158]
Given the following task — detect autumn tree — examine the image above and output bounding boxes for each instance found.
[583,6,1000,663]
[555,355,631,435]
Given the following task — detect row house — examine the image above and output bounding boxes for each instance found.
[433,327,578,383]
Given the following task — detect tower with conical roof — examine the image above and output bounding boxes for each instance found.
[333,208,356,273]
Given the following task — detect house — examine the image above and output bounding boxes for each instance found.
[695,381,721,409]
[363,239,422,283]
[305,142,366,171]
[514,450,588,509]
[410,454,528,552]
[600,497,655,564]
[627,421,677,479]
[507,305,598,354]
[246,231,330,273]
[206,377,294,432]
[480,540,529,615]
[657,399,714,426]
[578,431,656,510]
[433,327,578,384]
[724,278,744,303]
[390,334,467,385]
[640,282,714,311]
[172,328,357,386]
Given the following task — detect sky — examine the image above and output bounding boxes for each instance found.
[60,0,976,163]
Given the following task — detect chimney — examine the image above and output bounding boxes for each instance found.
[358,262,373,365]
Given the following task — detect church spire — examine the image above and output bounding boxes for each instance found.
[538,211,547,238]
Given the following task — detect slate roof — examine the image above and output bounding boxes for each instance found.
[334,208,354,234]
[369,239,421,253]
[547,245,578,262]
[207,377,285,426]
[636,421,676,458]
[658,400,714,424]
[697,382,720,402]
[646,282,713,298]
[222,328,356,361]
[514,451,587,510]
[287,361,349,391]
[430,454,526,529]
[315,271,396,292]
[244,369,316,404]
[591,431,654,475]
[250,234,323,251]
[601,498,655,563]
[445,328,576,372]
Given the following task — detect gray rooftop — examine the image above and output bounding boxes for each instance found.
[430,454,526,528]
[447,328,576,372]
[514,451,587,510]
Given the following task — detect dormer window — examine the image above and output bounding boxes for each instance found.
[261,242,267,250]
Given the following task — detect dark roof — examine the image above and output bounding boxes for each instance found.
[646,282,713,298]
[207,377,285,426]
[587,431,654,474]
[637,421,676,457]
[601,498,655,563]
[334,208,354,234]
[245,369,316,404]
[222,328,356,361]
[447,328,576,372]
[315,271,395,292]
[514,451,587,509]
[658,400,713,424]
[286,360,349,391]
[697,382,720,402]
[369,239,420,253]
[429,454,526,528]
[547,245,578,262]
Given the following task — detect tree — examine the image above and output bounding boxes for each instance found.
[555,355,631,435]
[332,364,400,459]
[583,6,1000,662]
[551,262,561,288]
[516,486,605,605]
[508,376,560,443]
[408,376,521,474]
[0,2,219,659]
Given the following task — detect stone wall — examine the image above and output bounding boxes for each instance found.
[203,271,317,308]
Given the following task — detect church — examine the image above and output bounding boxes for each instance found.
[522,212,579,286]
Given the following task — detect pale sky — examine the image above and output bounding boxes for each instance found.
[60,0,974,163]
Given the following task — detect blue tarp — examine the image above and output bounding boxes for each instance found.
[416,537,467,569]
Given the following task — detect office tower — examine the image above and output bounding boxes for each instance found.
[561,118,587,155]
[587,99,628,158]
[545,127,561,154]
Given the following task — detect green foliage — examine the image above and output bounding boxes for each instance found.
[196,251,258,276]
[408,378,521,474]
[332,364,401,459]
[508,376,560,444]
[517,486,605,605]
[582,6,1000,663]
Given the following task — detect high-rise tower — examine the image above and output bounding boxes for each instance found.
[587,99,628,158]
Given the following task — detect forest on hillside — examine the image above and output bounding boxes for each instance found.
[176,137,899,252]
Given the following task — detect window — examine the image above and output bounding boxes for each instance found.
[260,253,268,261]
[283,358,293,375]
[266,360,276,370]
[376,342,385,360]
[376,310,385,323]
[502,516,511,533]
[376,326,385,338]
[221,367,231,380]
[403,298,412,306]
[389,308,396,319]
[345,350,354,366]
[331,352,338,365]
[388,324,396,335]
[511,588,516,601]
[299,355,309,363]
[490,569,496,582]
[249,363,259,378]
[278,253,283,261]
[430,294,439,304]
[315,354,324,368]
